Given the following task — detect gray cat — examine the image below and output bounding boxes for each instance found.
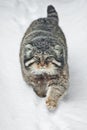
[19,5,69,110]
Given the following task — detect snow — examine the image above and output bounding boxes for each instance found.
[0,0,87,130]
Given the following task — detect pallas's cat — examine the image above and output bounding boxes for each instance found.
[20,5,69,110]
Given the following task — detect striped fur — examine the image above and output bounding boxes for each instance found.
[20,5,69,110]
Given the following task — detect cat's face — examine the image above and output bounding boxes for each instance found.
[24,42,64,75]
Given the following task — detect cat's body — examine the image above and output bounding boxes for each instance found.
[20,5,69,110]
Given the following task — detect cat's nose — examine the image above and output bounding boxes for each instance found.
[40,61,45,66]
[40,56,45,66]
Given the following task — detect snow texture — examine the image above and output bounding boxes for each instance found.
[0,0,87,130]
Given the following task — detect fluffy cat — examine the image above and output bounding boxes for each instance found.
[19,5,69,110]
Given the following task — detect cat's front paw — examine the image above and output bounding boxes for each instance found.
[45,96,57,110]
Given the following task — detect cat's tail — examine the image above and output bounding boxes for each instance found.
[47,5,58,23]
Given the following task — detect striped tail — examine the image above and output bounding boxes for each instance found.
[47,5,58,23]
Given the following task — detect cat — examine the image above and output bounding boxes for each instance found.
[19,5,69,110]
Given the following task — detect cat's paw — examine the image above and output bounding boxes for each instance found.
[45,96,57,110]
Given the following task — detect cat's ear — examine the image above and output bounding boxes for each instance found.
[25,44,33,50]
[47,5,59,24]
[24,44,33,58]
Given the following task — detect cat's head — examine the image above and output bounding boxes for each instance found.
[23,39,64,75]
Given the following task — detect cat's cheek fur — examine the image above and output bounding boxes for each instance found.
[29,63,58,75]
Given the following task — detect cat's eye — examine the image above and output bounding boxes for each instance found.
[34,56,40,64]
[36,58,40,64]
[45,56,54,64]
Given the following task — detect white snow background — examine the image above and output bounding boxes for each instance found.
[0,0,87,130]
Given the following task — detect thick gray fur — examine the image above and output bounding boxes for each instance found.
[20,5,69,110]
